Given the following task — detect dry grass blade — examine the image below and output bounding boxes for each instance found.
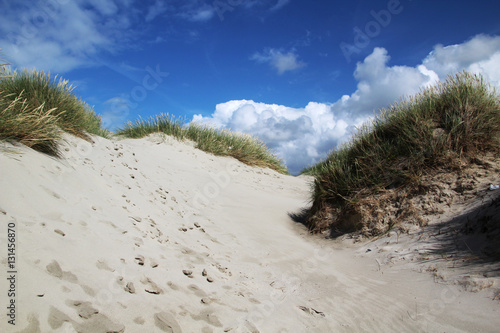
[0,63,108,156]
[0,91,62,156]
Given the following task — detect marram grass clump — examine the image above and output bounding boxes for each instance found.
[0,62,108,155]
[185,123,288,174]
[117,114,289,174]
[0,54,285,173]
[305,71,500,236]
[0,69,106,137]
[0,91,61,155]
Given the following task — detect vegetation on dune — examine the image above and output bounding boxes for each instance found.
[115,113,185,139]
[7,51,498,194]
[305,71,500,236]
[0,54,285,173]
[185,122,288,174]
[117,114,289,174]
[0,59,108,156]
[0,91,62,155]
[0,69,107,138]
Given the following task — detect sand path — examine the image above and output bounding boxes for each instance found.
[0,134,499,332]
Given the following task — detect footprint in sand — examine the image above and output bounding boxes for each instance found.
[54,229,65,236]
[134,237,144,247]
[202,269,215,283]
[298,306,326,317]
[201,297,213,305]
[167,281,180,291]
[52,302,125,333]
[135,255,145,266]
[154,312,182,333]
[124,282,136,294]
[96,260,115,272]
[141,277,164,294]
[190,310,223,328]
[70,300,99,319]
[46,260,77,282]
[215,263,232,277]
[40,185,63,200]
[48,306,72,330]
[187,284,207,298]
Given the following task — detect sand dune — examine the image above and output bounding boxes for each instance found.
[1,133,499,332]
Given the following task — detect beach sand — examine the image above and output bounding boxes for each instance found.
[1,133,499,332]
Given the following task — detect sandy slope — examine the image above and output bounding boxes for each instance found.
[0,134,499,333]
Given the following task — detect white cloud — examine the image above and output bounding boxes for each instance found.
[145,0,168,22]
[270,0,290,12]
[192,99,363,174]
[0,0,133,73]
[195,35,500,174]
[188,7,215,22]
[341,47,438,115]
[423,34,500,90]
[176,1,216,22]
[251,48,306,75]
[87,0,119,16]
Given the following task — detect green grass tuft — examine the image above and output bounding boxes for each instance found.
[0,60,109,155]
[0,90,61,156]
[185,123,288,174]
[117,113,289,174]
[0,55,285,173]
[0,69,106,139]
[305,71,500,235]
[117,113,185,139]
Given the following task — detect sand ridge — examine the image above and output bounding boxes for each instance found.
[0,133,499,332]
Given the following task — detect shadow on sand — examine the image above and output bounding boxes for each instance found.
[420,190,500,276]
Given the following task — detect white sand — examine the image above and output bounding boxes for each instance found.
[0,133,499,332]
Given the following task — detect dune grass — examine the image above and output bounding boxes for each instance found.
[185,123,288,174]
[0,62,108,155]
[0,91,62,155]
[117,114,289,174]
[0,55,285,173]
[305,72,500,235]
[116,113,185,139]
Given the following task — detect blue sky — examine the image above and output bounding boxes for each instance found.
[1,0,500,174]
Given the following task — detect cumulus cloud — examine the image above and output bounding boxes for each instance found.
[195,35,500,174]
[423,34,500,90]
[194,46,437,174]
[251,48,306,75]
